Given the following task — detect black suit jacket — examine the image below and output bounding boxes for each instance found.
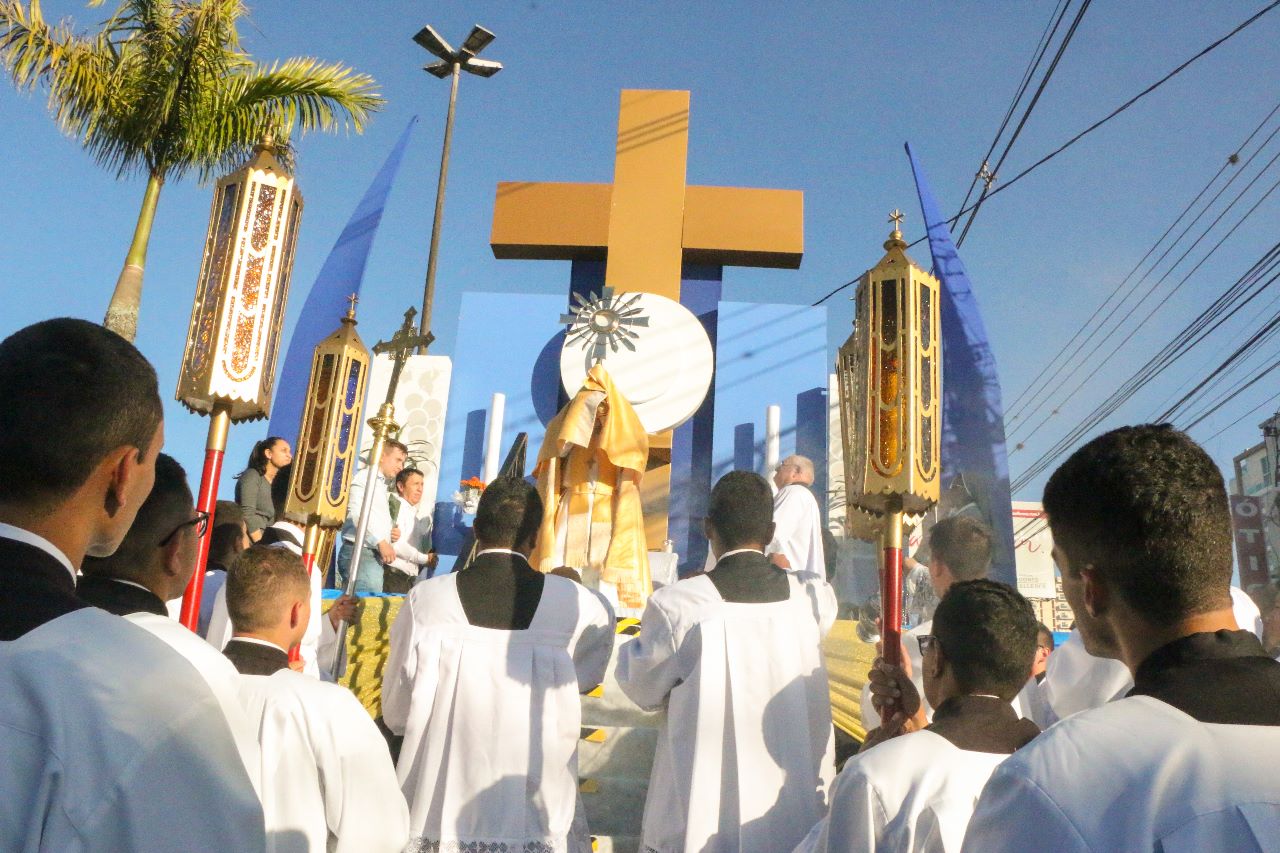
[455,550,545,631]
[0,535,87,640]
[223,637,290,676]
[77,575,168,617]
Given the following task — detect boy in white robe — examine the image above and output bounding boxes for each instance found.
[224,545,409,852]
[617,471,837,853]
[382,476,615,852]
[962,424,1280,852]
[0,318,265,851]
[796,580,1041,853]
[861,516,1044,728]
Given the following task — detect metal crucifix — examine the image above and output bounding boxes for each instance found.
[334,307,433,676]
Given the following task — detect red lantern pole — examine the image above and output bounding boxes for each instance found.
[179,402,231,631]
[881,500,905,669]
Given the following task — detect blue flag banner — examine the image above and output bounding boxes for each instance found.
[269,117,418,440]
[905,142,1017,586]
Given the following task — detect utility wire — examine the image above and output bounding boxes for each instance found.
[811,0,1280,306]
[955,0,1093,247]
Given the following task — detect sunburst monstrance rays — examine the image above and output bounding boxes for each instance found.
[559,287,651,364]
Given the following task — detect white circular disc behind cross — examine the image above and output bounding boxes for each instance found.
[560,290,714,434]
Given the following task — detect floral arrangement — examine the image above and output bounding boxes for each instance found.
[453,476,486,514]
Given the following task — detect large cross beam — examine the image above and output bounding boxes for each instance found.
[489,89,804,552]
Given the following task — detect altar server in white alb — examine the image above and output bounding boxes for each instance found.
[767,454,826,574]
[382,477,615,852]
[223,546,409,852]
[962,425,1280,853]
[796,580,1041,853]
[0,318,266,852]
[617,471,837,853]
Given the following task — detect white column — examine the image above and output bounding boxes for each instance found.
[764,404,781,474]
[482,392,506,483]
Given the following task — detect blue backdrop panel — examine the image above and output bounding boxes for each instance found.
[432,292,565,572]
[710,301,829,517]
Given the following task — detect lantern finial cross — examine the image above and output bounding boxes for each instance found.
[888,209,905,231]
[345,293,359,320]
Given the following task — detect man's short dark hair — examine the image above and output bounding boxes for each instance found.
[226,546,310,633]
[0,319,161,508]
[928,515,992,581]
[1037,623,1055,651]
[81,454,191,582]
[396,468,423,489]
[933,579,1038,700]
[708,471,774,549]
[384,439,409,456]
[209,500,246,569]
[473,477,542,549]
[1043,424,1232,624]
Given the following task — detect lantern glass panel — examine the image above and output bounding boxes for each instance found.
[920,283,932,349]
[251,184,277,251]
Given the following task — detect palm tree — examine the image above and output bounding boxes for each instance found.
[0,0,383,341]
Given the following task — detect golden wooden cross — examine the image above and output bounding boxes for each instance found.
[490,89,804,299]
[489,90,805,547]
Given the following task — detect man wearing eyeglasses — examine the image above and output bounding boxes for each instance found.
[80,454,207,616]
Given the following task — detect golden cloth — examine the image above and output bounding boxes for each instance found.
[823,619,876,742]
[532,365,651,609]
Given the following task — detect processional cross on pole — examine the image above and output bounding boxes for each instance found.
[334,307,432,675]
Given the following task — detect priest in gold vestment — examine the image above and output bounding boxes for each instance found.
[532,364,651,609]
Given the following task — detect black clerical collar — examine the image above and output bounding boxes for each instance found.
[1129,629,1280,725]
[927,694,1041,754]
[0,535,88,640]
[707,549,789,603]
[224,637,291,676]
[76,575,168,617]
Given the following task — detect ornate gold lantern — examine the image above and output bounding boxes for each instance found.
[838,210,940,517]
[176,142,304,631]
[285,299,371,536]
[177,142,304,421]
[836,210,941,675]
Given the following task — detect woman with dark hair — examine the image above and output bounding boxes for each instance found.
[235,436,292,541]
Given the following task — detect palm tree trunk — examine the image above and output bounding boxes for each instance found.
[103,172,164,342]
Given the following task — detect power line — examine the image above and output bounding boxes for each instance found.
[1202,388,1280,442]
[955,0,1093,247]
[811,0,1280,306]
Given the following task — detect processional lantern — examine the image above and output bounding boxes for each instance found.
[176,141,304,631]
[837,210,940,669]
[284,296,371,566]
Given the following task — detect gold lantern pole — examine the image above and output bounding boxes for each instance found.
[838,210,941,684]
[175,140,304,631]
[333,307,431,676]
[283,294,371,575]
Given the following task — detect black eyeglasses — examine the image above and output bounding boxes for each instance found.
[160,510,209,546]
[917,634,940,656]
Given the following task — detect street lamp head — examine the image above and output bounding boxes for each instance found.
[463,57,503,78]
[461,25,496,57]
[412,25,454,61]
[424,60,453,79]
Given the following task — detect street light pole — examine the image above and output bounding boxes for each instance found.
[419,61,461,353]
[411,24,502,354]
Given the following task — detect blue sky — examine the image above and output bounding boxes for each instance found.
[3,1,1279,501]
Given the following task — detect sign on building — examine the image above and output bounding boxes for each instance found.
[1230,495,1271,589]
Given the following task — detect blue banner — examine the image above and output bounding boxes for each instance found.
[906,142,1017,586]
[269,117,418,440]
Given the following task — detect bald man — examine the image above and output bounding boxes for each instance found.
[768,455,826,576]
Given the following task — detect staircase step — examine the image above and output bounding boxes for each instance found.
[578,775,649,837]
[591,835,640,853]
[578,725,658,781]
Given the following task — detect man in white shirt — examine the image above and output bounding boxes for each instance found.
[962,424,1280,852]
[382,477,614,852]
[386,467,437,590]
[337,440,407,594]
[224,546,409,852]
[861,515,1007,730]
[0,318,266,851]
[797,579,1042,853]
[617,471,837,853]
[768,454,826,574]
